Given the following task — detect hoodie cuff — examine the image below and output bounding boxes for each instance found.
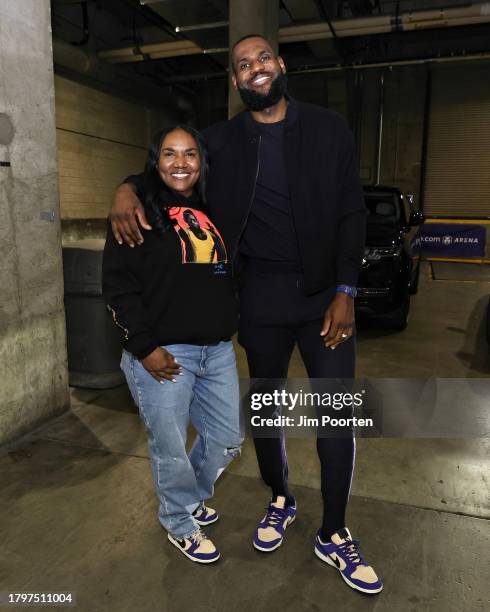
[124,334,160,361]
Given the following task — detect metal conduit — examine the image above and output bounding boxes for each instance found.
[98,3,490,63]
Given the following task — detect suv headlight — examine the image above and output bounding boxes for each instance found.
[363,246,402,262]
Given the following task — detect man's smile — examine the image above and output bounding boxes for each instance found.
[249,74,272,87]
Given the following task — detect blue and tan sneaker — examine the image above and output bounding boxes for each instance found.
[314,527,383,594]
[253,496,297,552]
[168,528,220,564]
[192,503,219,526]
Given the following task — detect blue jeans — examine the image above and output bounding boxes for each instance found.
[121,341,242,539]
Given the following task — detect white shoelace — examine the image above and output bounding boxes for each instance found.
[189,529,207,545]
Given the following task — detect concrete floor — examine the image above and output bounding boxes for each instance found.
[1,262,489,611]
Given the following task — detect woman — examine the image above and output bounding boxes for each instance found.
[102,125,242,564]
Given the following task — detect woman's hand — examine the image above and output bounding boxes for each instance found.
[141,347,182,383]
[110,183,151,247]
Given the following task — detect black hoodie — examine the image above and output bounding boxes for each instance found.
[102,187,238,359]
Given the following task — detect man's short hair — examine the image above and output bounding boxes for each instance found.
[231,33,270,54]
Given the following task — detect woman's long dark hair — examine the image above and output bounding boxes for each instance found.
[142,125,209,235]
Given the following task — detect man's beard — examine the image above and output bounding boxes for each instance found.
[237,72,288,112]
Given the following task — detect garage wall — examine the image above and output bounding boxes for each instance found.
[288,72,335,113]
[358,69,381,184]
[357,65,427,205]
[55,75,170,220]
[287,66,428,205]
[379,65,427,202]
[424,63,490,218]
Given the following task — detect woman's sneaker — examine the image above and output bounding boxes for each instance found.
[253,496,297,552]
[192,503,219,526]
[314,527,383,594]
[168,528,220,564]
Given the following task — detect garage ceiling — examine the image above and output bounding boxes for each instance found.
[51,0,490,91]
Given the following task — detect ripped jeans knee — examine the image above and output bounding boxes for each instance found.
[224,444,242,459]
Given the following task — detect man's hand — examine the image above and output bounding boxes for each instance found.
[320,292,355,349]
[141,347,181,383]
[110,183,151,247]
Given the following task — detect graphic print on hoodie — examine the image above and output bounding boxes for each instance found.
[168,207,227,264]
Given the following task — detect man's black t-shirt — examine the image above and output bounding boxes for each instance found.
[239,117,301,264]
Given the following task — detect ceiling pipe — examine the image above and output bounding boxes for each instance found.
[279,3,490,42]
[175,21,228,33]
[167,3,489,35]
[376,72,384,185]
[296,50,490,73]
[150,47,228,60]
[98,39,201,61]
[53,38,93,73]
[154,51,490,84]
[97,2,490,64]
[52,38,195,118]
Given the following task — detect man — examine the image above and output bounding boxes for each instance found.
[110,34,382,595]
[173,208,227,263]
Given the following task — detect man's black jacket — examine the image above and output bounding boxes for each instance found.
[201,97,366,295]
[127,97,366,296]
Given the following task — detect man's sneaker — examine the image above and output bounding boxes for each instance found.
[314,527,383,594]
[253,496,297,552]
[168,528,220,564]
[192,503,219,526]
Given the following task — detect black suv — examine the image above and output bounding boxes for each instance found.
[356,185,425,330]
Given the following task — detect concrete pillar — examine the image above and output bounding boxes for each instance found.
[228,0,280,117]
[0,0,69,445]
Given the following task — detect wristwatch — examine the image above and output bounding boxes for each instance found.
[336,284,358,299]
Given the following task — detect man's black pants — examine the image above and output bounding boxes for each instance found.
[238,261,355,539]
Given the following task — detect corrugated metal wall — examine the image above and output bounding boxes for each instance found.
[424,63,490,218]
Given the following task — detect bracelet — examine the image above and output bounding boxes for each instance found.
[336,284,357,299]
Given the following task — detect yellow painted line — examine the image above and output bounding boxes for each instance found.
[427,257,489,264]
[430,278,490,283]
[425,218,490,225]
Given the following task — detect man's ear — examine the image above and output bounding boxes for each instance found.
[231,74,238,91]
[278,56,287,74]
